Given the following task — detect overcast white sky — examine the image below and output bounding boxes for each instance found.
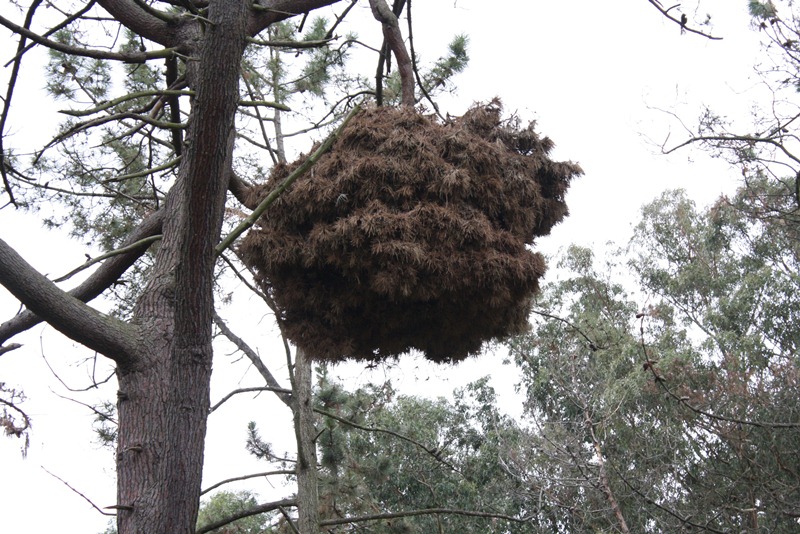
[0,1,769,531]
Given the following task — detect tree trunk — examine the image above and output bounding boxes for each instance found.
[586,410,630,534]
[294,348,320,533]
[115,1,248,532]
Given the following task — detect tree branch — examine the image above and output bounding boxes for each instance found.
[216,102,362,254]
[212,312,293,407]
[0,12,174,63]
[0,207,163,346]
[314,406,459,472]
[195,498,296,534]
[209,386,292,413]
[531,309,603,351]
[201,469,295,495]
[637,316,800,428]
[247,0,345,37]
[0,0,44,206]
[227,169,258,209]
[369,0,415,106]
[53,235,162,283]
[42,466,116,517]
[585,409,630,534]
[59,90,193,118]
[0,392,31,437]
[96,0,178,46]
[645,0,723,40]
[0,238,140,365]
[609,461,728,534]
[320,507,532,527]
[0,343,21,356]
[665,133,800,167]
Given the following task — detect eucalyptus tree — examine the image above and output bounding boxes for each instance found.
[510,188,800,532]
[233,368,536,533]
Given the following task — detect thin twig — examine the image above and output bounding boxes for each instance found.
[201,469,295,495]
[0,343,21,356]
[41,466,115,516]
[212,312,293,407]
[531,309,602,350]
[196,498,296,534]
[637,315,800,428]
[215,103,362,254]
[320,507,533,527]
[645,0,723,40]
[53,235,162,283]
[314,406,460,472]
[209,386,292,413]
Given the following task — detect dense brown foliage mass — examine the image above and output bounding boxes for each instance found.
[240,101,582,362]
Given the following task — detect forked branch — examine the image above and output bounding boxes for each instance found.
[369,0,415,106]
[0,238,140,366]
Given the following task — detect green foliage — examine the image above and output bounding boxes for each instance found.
[749,0,778,20]
[197,490,273,534]
[379,35,470,105]
[292,17,355,97]
[420,35,470,93]
[314,370,532,533]
[101,490,273,534]
[245,421,275,461]
[510,188,800,532]
[45,30,111,101]
[93,400,118,449]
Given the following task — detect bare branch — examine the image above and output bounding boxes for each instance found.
[369,0,415,106]
[0,207,163,347]
[60,90,194,118]
[201,470,295,495]
[0,343,21,356]
[52,391,118,424]
[665,133,800,167]
[96,0,178,45]
[54,235,162,283]
[645,0,723,40]
[0,238,140,365]
[247,0,345,36]
[324,0,358,40]
[239,98,292,111]
[247,36,336,49]
[212,312,293,407]
[531,309,603,351]
[196,498,296,534]
[0,12,174,63]
[209,386,292,413]
[0,0,44,206]
[42,466,116,517]
[320,507,533,527]
[227,169,258,209]
[407,0,441,117]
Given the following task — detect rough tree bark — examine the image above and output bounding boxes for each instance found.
[112,0,248,530]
